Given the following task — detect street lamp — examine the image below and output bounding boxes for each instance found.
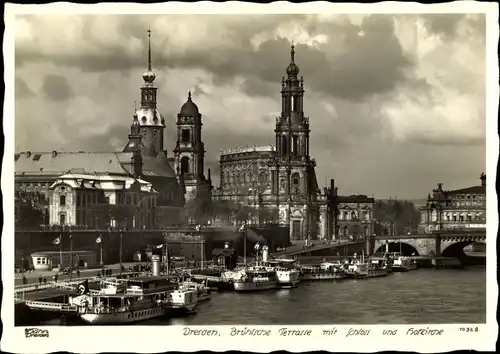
[69,228,73,281]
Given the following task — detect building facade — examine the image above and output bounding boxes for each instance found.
[419,173,486,233]
[49,173,157,229]
[213,46,374,241]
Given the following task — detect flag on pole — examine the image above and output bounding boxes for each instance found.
[238,223,246,232]
[195,225,201,232]
[96,236,102,244]
[52,237,61,245]
[156,244,164,249]
[254,242,260,250]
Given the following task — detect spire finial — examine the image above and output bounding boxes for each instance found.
[188,91,192,101]
[147,27,152,71]
[291,41,295,62]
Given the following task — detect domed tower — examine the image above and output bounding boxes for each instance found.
[124,29,166,156]
[173,91,207,201]
[271,43,317,240]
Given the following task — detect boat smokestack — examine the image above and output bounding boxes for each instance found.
[152,255,161,276]
[262,245,269,263]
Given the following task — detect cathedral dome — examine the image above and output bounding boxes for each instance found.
[179,91,199,116]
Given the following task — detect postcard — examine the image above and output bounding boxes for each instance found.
[2,1,498,353]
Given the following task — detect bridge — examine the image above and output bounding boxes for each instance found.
[272,240,367,258]
[371,229,487,258]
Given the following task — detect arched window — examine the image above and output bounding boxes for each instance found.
[181,157,190,174]
[364,226,369,236]
[343,226,348,236]
[351,211,357,220]
[292,95,299,112]
[60,195,66,206]
[343,211,348,220]
[282,135,288,155]
[59,213,66,225]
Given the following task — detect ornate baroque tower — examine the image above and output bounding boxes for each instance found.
[272,44,317,240]
[124,29,166,156]
[173,92,207,202]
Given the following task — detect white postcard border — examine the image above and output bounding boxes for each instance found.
[2,2,498,353]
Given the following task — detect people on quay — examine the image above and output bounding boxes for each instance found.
[22,275,27,285]
[43,277,47,284]
[76,269,81,278]
[38,275,43,285]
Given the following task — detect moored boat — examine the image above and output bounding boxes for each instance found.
[347,262,388,279]
[179,281,211,302]
[300,264,348,281]
[392,256,418,272]
[71,275,177,325]
[262,259,301,288]
[233,267,277,292]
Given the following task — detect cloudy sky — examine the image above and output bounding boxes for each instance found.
[14,13,486,199]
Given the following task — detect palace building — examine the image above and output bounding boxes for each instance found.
[418,173,486,233]
[213,45,374,240]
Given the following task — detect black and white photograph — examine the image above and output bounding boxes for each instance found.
[2,2,497,353]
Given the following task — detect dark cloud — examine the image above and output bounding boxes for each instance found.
[422,14,466,38]
[41,74,73,101]
[17,14,414,101]
[15,76,34,99]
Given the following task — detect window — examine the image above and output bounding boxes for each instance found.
[181,157,190,174]
[60,195,66,206]
[33,154,42,161]
[292,95,299,112]
[292,135,298,155]
[467,215,472,222]
[281,135,288,155]
[181,129,190,142]
[37,258,41,264]
[59,214,66,225]
[105,196,110,204]
[153,130,157,138]
[351,211,357,220]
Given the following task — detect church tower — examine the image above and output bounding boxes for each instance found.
[272,44,317,240]
[173,92,207,202]
[123,29,166,156]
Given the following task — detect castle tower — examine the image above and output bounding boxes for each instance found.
[124,29,166,156]
[272,44,317,240]
[173,91,207,202]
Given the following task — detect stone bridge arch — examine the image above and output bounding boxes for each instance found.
[440,236,486,258]
[373,237,437,256]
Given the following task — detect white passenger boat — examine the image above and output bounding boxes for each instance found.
[300,264,348,281]
[167,286,198,315]
[261,259,301,288]
[233,267,277,292]
[179,281,211,302]
[346,262,388,279]
[70,276,177,325]
[392,256,418,272]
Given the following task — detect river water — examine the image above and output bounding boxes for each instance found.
[154,267,486,325]
[41,267,486,325]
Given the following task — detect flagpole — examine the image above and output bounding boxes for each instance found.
[100,234,103,266]
[59,232,63,268]
[200,226,204,271]
[69,231,73,281]
[244,225,247,266]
